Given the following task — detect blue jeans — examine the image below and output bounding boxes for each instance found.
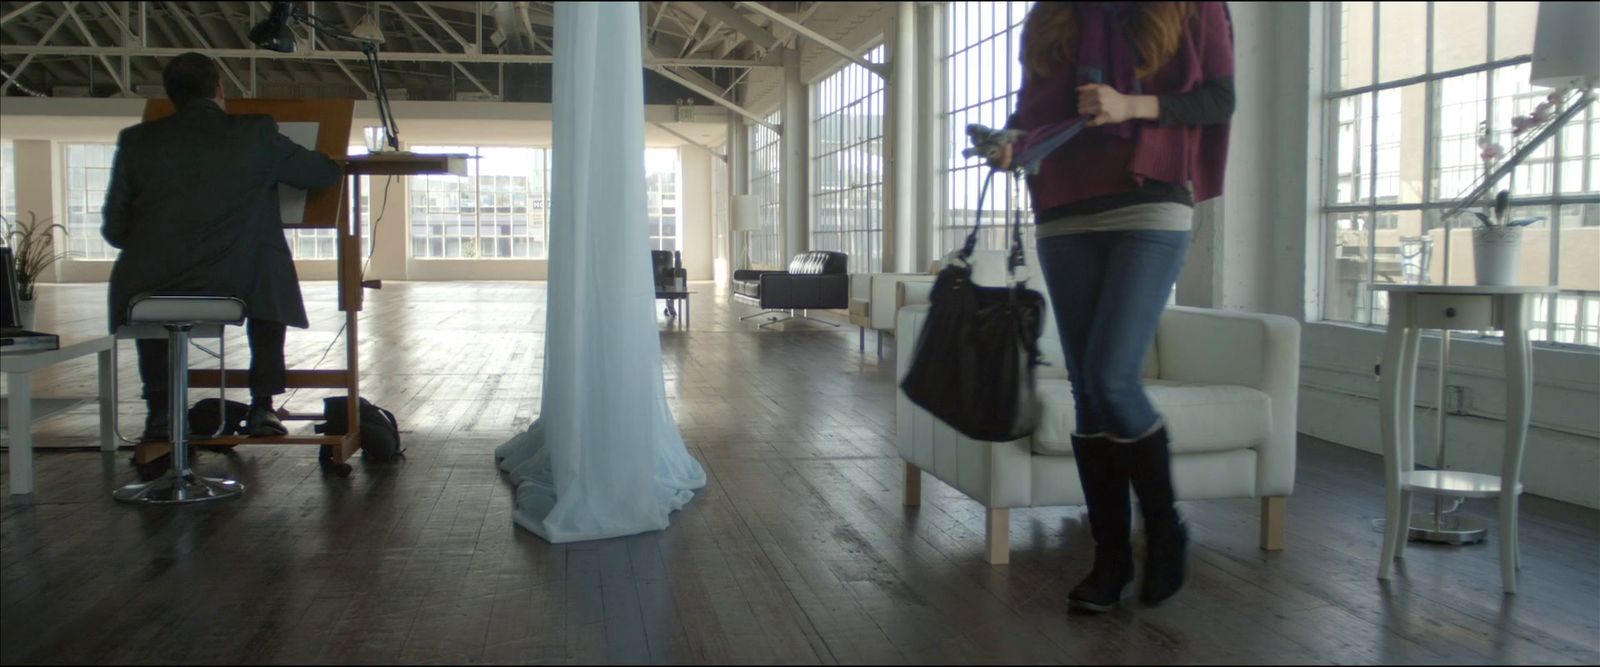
[1036,230,1191,441]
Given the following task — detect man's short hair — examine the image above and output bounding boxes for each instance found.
[163,52,221,107]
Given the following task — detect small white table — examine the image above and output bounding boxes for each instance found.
[2,335,118,496]
[1371,285,1556,594]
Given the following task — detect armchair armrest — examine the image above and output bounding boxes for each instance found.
[896,280,936,312]
[869,274,937,331]
[1156,307,1301,498]
[851,273,874,301]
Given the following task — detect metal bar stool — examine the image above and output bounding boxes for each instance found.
[113,294,248,505]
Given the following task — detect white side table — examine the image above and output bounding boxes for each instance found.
[1371,285,1556,595]
[1,335,118,496]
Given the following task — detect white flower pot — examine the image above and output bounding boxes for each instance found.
[1473,226,1523,286]
[18,297,36,330]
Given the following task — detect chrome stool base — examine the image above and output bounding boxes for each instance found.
[114,468,244,505]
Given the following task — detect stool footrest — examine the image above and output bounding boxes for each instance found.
[189,369,351,389]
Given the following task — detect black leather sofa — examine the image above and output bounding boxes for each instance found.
[733,251,849,312]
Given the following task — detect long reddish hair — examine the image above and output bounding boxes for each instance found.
[1021,2,1192,81]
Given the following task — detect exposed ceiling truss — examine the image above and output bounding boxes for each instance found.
[0,1,821,104]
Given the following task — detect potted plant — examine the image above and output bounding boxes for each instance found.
[1468,91,1563,286]
[0,211,71,329]
[1467,190,1543,286]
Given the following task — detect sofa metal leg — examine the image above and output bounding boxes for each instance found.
[876,331,884,357]
[985,508,1010,565]
[903,462,921,507]
[740,309,787,321]
[759,311,840,330]
[859,326,866,351]
[1260,496,1287,551]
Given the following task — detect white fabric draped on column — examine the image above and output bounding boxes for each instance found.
[494,0,706,543]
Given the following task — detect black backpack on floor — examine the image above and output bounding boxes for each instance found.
[315,396,404,462]
[188,398,252,438]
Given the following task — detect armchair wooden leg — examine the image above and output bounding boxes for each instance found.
[903,462,921,506]
[985,508,1010,565]
[1260,496,1287,551]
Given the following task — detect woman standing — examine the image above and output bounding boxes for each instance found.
[994,1,1235,612]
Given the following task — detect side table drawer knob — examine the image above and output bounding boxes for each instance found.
[1445,307,1457,318]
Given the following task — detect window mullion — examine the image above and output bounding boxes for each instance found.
[1366,3,1381,325]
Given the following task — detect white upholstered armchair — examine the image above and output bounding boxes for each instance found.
[895,250,1300,564]
[850,272,937,354]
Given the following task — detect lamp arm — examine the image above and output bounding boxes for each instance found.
[1441,88,1595,223]
[286,6,402,150]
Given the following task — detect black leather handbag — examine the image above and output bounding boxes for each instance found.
[900,170,1047,442]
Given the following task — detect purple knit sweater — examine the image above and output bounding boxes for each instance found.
[1010,2,1235,211]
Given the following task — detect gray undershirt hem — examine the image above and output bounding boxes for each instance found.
[1035,202,1195,238]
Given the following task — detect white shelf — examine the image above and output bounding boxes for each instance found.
[1402,470,1523,498]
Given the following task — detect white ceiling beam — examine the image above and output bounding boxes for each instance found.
[1,3,72,94]
[164,2,249,95]
[517,4,551,55]
[1,44,780,68]
[61,1,128,93]
[0,1,43,27]
[393,6,494,96]
[652,122,726,162]
[737,1,884,77]
[651,64,777,134]
[691,1,779,51]
[413,1,477,54]
[675,8,706,58]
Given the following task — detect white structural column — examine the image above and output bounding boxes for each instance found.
[780,46,809,261]
[725,118,749,274]
[883,1,917,273]
[913,2,945,272]
[494,0,706,544]
[10,141,60,280]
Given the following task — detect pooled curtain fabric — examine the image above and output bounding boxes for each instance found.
[494,0,706,543]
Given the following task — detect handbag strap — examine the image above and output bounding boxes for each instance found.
[956,169,1031,285]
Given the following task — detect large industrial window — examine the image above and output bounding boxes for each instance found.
[646,148,683,252]
[746,110,784,268]
[812,44,887,274]
[1322,2,1598,346]
[61,143,117,261]
[409,146,552,259]
[0,141,15,225]
[941,1,1034,259]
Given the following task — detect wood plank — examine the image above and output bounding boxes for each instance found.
[2,281,1596,666]
[188,368,350,389]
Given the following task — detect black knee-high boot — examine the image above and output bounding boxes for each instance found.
[1068,434,1134,612]
[1128,426,1187,604]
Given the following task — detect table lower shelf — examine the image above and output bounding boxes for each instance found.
[1402,470,1524,498]
[134,434,351,464]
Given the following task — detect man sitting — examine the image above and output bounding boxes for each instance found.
[102,52,342,442]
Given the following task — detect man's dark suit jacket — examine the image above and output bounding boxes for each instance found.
[102,99,342,330]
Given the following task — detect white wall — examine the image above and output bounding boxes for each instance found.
[679,147,716,281]
[1218,2,1600,508]
[0,97,725,284]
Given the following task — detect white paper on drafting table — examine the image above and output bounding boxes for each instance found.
[276,122,319,224]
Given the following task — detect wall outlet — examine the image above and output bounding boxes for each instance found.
[1445,385,1470,415]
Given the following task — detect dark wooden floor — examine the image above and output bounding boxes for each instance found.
[3,282,1597,665]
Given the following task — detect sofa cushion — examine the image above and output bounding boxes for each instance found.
[1031,378,1272,456]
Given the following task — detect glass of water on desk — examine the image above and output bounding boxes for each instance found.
[363,126,388,153]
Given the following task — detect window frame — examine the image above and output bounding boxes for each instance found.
[811,43,887,274]
[1319,1,1600,348]
[940,1,1034,260]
